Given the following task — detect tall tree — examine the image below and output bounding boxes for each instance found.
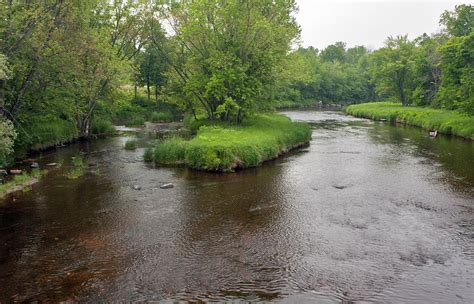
[369,36,416,105]
[159,0,300,122]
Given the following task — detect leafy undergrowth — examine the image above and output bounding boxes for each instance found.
[345,102,474,140]
[154,114,312,172]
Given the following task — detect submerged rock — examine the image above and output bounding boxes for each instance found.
[160,183,174,189]
[132,185,142,190]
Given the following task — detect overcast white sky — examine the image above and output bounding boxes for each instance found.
[296,0,471,50]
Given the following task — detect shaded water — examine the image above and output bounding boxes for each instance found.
[1,111,473,302]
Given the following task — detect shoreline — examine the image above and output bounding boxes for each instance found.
[345,102,474,140]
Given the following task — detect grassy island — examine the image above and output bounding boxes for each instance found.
[345,102,474,140]
[153,114,311,172]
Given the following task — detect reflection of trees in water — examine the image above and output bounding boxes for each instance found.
[0,141,124,302]
[367,123,474,194]
[167,164,302,301]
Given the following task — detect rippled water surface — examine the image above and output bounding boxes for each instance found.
[1,111,473,302]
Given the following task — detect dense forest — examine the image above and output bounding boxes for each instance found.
[0,1,473,167]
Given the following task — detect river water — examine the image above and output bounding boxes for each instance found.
[1,110,473,303]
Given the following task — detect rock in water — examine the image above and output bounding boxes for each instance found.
[160,183,174,189]
[46,163,57,166]
[9,169,22,175]
[132,185,142,190]
[30,162,39,168]
[0,169,7,176]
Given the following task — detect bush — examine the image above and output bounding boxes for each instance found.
[154,114,311,171]
[124,140,137,150]
[345,102,474,140]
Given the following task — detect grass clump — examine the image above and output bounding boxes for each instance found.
[345,102,474,140]
[0,170,45,195]
[143,147,154,162]
[65,156,87,180]
[154,114,311,172]
[124,139,137,150]
[154,137,188,164]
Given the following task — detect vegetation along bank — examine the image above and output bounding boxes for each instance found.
[345,102,474,140]
[152,114,312,172]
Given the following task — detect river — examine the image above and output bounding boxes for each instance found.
[1,110,473,302]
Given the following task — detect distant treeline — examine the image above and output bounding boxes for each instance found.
[273,4,473,113]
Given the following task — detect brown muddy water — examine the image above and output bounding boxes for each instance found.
[0,110,473,303]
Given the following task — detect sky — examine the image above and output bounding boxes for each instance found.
[295,0,470,50]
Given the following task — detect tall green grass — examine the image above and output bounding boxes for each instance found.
[345,102,474,140]
[154,114,311,172]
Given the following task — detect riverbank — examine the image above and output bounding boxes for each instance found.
[153,114,312,172]
[345,102,474,140]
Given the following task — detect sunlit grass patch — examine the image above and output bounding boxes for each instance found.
[345,102,474,140]
[154,114,311,172]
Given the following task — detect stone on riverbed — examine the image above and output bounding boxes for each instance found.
[160,183,174,189]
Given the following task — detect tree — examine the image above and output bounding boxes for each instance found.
[440,4,474,37]
[369,36,416,105]
[320,42,346,63]
[437,32,474,114]
[159,0,300,123]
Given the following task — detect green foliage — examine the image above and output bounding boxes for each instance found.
[440,4,474,37]
[270,45,375,107]
[143,147,154,162]
[65,156,87,180]
[368,36,417,105]
[154,137,188,164]
[154,114,311,171]
[346,102,474,139]
[124,140,137,150]
[91,117,116,135]
[150,111,173,123]
[437,32,474,115]
[0,170,44,194]
[0,119,17,167]
[162,0,300,122]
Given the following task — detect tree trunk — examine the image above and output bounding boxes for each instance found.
[154,84,158,104]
